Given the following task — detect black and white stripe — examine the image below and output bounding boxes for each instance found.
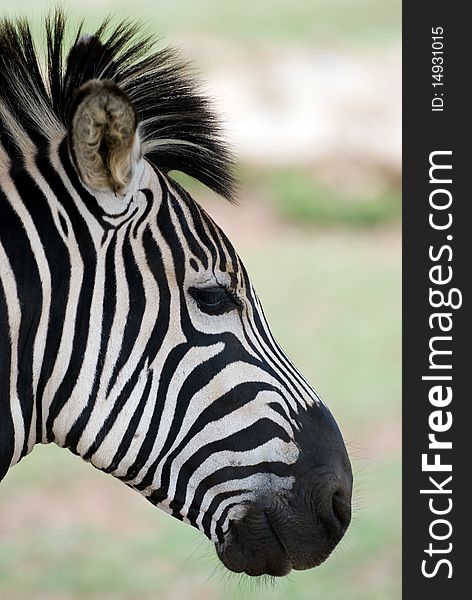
[0,12,325,546]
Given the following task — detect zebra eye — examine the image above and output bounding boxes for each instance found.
[189,286,240,315]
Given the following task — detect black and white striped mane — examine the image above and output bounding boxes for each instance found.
[0,10,236,199]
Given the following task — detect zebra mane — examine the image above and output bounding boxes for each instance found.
[0,10,237,200]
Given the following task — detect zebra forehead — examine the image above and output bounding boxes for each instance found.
[0,9,237,200]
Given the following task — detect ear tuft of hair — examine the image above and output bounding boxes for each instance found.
[69,80,138,194]
[0,9,238,201]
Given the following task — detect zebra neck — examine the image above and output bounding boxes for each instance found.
[0,230,46,479]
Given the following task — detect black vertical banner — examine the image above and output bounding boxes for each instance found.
[403,2,471,599]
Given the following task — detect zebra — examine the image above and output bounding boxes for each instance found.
[0,12,352,577]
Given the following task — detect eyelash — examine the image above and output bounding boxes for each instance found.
[189,286,241,315]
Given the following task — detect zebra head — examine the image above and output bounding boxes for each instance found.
[0,13,352,577]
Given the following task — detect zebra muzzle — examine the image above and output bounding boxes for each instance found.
[214,404,353,577]
[215,475,352,577]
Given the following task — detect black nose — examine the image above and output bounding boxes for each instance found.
[331,486,352,531]
[316,479,352,535]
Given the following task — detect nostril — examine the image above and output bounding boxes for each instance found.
[331,488,351,532]
[332,491,343,522]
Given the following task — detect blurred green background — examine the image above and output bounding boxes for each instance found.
[0,1,401,599]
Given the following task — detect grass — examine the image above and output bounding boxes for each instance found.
[0,226,401,600]
[0,0,401,46]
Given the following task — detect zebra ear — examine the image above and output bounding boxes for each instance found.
[68,79,140,194]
